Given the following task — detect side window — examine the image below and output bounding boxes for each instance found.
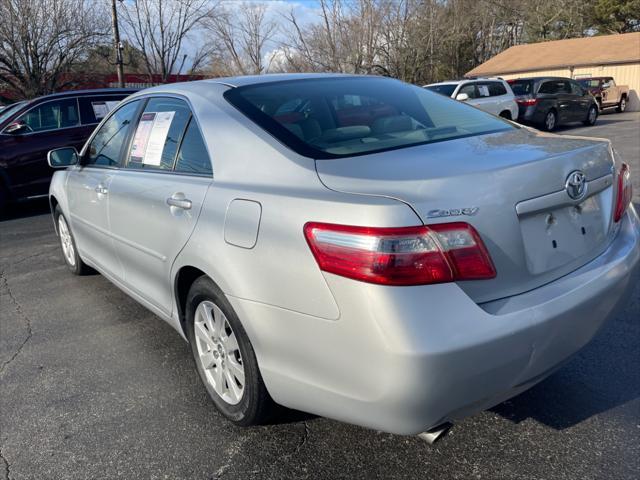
[488,82,507,96]
[458,83,478,99]
[16,98,79,133]
[126,97,191,171]
[561,81,572,94]
[570,81,583,96]
[85,100,140,167]
[539,81,558,94]
[476,83,491,98]
[608,78,616,86]
[174,119,212,176]
[79,97,125,124]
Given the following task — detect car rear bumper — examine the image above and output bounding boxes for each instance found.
[228,206,640,435]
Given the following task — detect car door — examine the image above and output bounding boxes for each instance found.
[66,99,142,279]
[569,80,591,121]
[0,97,91,200]
[468,82,498,115]
[107,96,212,315]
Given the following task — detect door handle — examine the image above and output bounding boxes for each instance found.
[167,194,192,210]
[94,185,108,195]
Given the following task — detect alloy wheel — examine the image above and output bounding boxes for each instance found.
[194,300,245,405]
[58,215,76,267]
[545,112,556,131]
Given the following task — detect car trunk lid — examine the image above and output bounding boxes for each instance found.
[315,128,617,303]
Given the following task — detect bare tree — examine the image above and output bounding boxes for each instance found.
[0,0,109,98]
[205,2,278,75]
[119,0,214,81]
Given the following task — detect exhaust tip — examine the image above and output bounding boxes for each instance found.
[417,422,453,445]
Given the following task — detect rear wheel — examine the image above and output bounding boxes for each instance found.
[543,110,557,131]
[617,96,627,113]
[185,276,275,426]
[583,105,598,126]
[55,206,92,275]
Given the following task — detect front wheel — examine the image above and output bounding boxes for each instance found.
[185,276,275,426]
[55,206,92,275]
[583,105,598,126]
[617,96,627,113]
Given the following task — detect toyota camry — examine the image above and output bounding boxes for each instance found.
[47,74,639,440]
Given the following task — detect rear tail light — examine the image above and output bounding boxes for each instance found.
[516,98,537,106]
[614,163,632,222]
[303,222,496,286]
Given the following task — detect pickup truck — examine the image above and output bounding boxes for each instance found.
[577,76,629,112]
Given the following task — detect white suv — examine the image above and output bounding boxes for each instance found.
[425,78,519,120]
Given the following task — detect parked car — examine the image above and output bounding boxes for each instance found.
[424,78,519,120]
[508,77,599,131]
[0,89,137,213]
[48,74,638,440]
[577,77,630,112]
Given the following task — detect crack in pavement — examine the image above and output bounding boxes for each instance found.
[7,246,58,268]
[0,270,33,376]
[0,447,9,480]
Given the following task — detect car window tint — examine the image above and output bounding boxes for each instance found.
[126,97,191,171]
[458,84,477,98]
[476,84,491,97]
[508,80,532,95]
[86,100,140,167]
[224,77,513,159]
[570,82,583,96]
[539,81,565,94]
[174,119,212,176]
[18,98,79,132]
[79,96,125,124]
[425,84,457,97]
[488,82,507,96]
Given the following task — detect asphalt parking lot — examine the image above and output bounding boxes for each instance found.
[1,112,639,480]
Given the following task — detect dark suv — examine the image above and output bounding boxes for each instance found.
[0,89,137,212]
[507,77,598,131]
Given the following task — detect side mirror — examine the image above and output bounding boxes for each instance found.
[456,93,470,102]
[48,147,79,168]
[4,121,29,135]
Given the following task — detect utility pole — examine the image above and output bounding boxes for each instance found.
[111,0,125,88]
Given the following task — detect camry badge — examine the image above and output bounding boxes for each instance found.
[565,170,587,200]
[427,207,479,218]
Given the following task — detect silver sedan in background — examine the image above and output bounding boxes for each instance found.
[47,74,639,440]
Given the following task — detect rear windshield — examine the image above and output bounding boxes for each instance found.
[508,80,533,96]
[578,79,601,88]
[224,77,514,159]
[424,84,457,97]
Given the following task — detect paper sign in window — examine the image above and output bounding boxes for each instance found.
[130,112,156,163]
[478,85,490,97]
[143,111,175,166]
[129,111,175,166]
[91,101,121,120]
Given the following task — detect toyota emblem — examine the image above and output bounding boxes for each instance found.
[565,170,587,200]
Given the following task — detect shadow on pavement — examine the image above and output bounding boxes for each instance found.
[1,198,50,222]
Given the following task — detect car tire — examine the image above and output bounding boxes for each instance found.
[583,105,598,126]
[55,206,92,275]
[543,110,557,131]
[617,96,627,113]
[185,276,275,426]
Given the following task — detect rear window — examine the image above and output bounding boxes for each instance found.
[424,84,457,97]
[508,80,533,96]
[578,79,601,88]
[225,77,513,159]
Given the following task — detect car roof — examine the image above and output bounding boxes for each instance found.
[29,88,138,103]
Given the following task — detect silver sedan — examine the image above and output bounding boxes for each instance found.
[47,74,639,439]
